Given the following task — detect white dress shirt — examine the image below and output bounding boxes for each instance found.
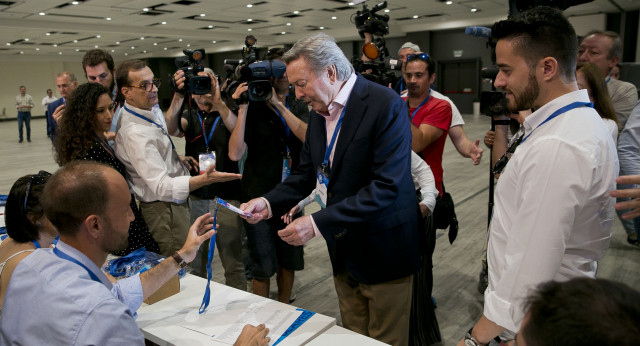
[484,89,618,332]
[411,151,438,213]
[115,102,190,203]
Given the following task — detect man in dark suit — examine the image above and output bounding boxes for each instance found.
[240,33,420,346]
[47,71,78,142]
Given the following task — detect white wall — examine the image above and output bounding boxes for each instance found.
[569,13,606,37]
[0,59,86,118]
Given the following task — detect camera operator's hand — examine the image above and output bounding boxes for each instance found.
[173,70,187,96]
[232,82,249,102]
[484,130,495,148]
[179,155,199,172]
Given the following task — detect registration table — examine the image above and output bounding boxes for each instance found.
[136,274,388,345]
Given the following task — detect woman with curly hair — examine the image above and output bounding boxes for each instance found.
[55,83,159,255]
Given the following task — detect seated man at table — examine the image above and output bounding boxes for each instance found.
[0,161,269,346]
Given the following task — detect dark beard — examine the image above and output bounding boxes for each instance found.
[508,72,539,113]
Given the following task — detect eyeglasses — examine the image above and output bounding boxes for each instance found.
[492,133,524,175]
[126,78,161,92]
[406,53,430,62]
[24,171,52,211]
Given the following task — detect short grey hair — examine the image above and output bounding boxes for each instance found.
[57,71,77,82]
[282,33,354,81]
[584,30,622,60]
[398,42,420,55]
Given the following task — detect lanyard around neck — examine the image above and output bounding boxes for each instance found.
[409,89,431,121]
[53,247,103,284]
[124,105,175,150]
[94,133,116,156]
[322,99,349,172]
[199,200,218,314]
[198,111,221,151]
[521,101,593,144]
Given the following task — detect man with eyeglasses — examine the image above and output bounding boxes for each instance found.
[47,71,78,142]
[114,59,241,257]
[457,7,617,346]
[83,49,120,142]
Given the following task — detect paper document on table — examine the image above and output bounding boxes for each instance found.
[216,197,253,217]
[213,307,303,345]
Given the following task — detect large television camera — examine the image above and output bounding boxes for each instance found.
[172,49,211,95]
[354,1,390,38]
[223,36,285,103]
[350,1,399,87]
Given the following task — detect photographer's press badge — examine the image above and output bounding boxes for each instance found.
[199,152,216,175]
[314,167,329,209]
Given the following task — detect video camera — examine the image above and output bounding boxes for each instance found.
[173,49,211,95]
[354,1,390,38]
[224,36,285,103]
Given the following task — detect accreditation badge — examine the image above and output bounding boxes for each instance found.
[199,152,216,175]
[281,154,292,182]
[314,167,329,209]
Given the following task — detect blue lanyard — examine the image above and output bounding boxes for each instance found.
[53,247,103,284]
[124,105,175,150]
[32,240,41,249]
[273,106,291,137]
[605,76,611,84]
[322,100,349,171]
[199,201,218,314]
[94,133,116,156]
[521,102,593,144]
[198,111,221,151]
[409,89,431,121]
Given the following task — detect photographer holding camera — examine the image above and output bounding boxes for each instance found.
[228,48,309,303]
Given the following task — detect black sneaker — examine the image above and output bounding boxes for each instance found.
[19,139,23,143]
[627,237,640,248]
[27,139,31,142]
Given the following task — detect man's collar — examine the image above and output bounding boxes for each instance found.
[523,89,590,133]
[55,241,113,289]
[322,73,357,117]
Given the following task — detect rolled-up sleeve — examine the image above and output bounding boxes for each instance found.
[112,274,144,318]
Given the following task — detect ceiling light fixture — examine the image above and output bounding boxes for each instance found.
[293,10,299,14]
[200,13,205,17]
[470,8,477,12]
[96,35,101,38]
[143,8,149,11]
[94,45,98,48]
[247,4,253,8]
[59,52,62,55]
[73,39,78,43]
[281,31,286,34]
[153,42,158,45]
[247,18,252,21]
[162,21,167,24]
[319,26,324,29]
[286,22,291,26]
[208,25,213,28]
[384,9,390,12]
[331,16,336,20]
[106,17,111,20]
[75,48,80,51]
[39,12,45,15]
[5,43,10,46]
[187,44,191,47]
[348,2,354,5]
[179,38,183,42]
[131,46,135,49]
[53,44,58,47]
[248,28,252,31]
[140,37,144,40]
[116,41,120,44]
[125,53,128,56]
[413,15,419,19]
[20,51,24,54]
[212,40,217,43]
[72,1,79,5]
[111,49,114,52]
[164,47,167,50]
[24,38,29,41]
[36,48,40,51]
[46,32,51,36]
[446,1,453,4]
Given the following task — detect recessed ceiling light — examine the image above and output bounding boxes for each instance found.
[200,13,205,17]
[470,8,477,12]
[143,8,149,11]
[36,47,40,51]
[24,38,29,41]
[131,46,135,49]
[319,26,324,29]
[59,52,62,55]
[247,18,252,22]
[20,51,24,54]
[247,4,253,7]
[39,12,45,16]
[248,28,252,31]
[208,25,213,28]
[46,32,51,36]
[73,39,78,43]
[116,41,120,44]
[348,2,354,5]
[96,35,101,38]
[187,44,191,47]
[293,10,299,14]
[286,22,292,26]
[179,38,183,42]
[384,9,390,13]
[281,31,286,34]
[125,53,128,56]
[212,40,216,43]
[75,48,80,51]
[446,1,453,4]
[161,21,167,24]
[413,15,419,19]
[111,49,114,52]
[153,42,158,46]
[53,44,58,47]
[72,1,79,5]
[143,50,147,53]
[106,17,111,21]
[5,43,10,46]
[94,45,98,48]
[164,47,167,50]
[331,16,336,20]
[140,37,144,40]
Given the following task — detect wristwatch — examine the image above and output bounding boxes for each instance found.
[464,328,486,346]
[171,251,188,269]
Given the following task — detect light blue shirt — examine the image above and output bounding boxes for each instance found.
[618,101,640,177]
[0,241,145,345]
